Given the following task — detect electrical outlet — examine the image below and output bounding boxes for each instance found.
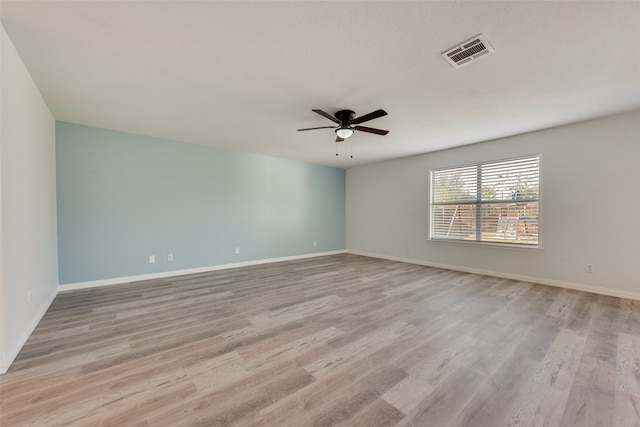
[149,255,156,264]
[167,253,174,261]
[585,264,594,273]
[313,241,317,247]
[235,247,240,254]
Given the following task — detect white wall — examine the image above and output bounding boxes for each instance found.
[0,25,58,373]
[347,110,640,299]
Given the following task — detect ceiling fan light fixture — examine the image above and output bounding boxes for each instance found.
[298,109,388,143]
[335,128,354,139]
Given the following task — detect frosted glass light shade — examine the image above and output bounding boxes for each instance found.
[335,128,354,139]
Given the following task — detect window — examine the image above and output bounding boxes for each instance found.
[430,155,540,246]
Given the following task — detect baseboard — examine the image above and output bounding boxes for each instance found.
[347,250,640,301]
[0,289,57,374]
[59,250,347,292]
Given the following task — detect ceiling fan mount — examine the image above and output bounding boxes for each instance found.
[297,108,389,142]
[334,109,356,123]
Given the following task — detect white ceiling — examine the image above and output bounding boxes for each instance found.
[2,1,639,168]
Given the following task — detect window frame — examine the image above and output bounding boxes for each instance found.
[429,154,542,249]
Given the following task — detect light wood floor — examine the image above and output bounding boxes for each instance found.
[1,254,639,426]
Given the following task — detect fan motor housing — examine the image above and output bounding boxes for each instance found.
[335,110,355,123]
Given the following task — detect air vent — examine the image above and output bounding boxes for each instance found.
[442,34,494,68]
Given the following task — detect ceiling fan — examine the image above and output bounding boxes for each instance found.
[297,109,389,142]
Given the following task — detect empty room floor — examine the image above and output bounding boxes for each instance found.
[1,254,639,426]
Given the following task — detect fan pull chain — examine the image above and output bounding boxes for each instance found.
[350,140,353,159]
[335,141,338,156]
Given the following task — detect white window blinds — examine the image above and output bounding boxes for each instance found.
[430,155,540,246]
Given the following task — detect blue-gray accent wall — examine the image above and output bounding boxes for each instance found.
[56,122,345,284]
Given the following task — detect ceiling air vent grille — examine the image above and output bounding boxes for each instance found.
[442,34,494,68]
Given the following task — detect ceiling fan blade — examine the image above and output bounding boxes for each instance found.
[351,109,387,124]
[297,126,337,131]
[312,109,341,124]
[354,125,389,136]
[336,136,344,142]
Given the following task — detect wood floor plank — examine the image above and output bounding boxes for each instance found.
[1,254,638,426]
[617,332,640,397]
[257,354,407,426]
[286,364,407,427]
[381,333,476,414]
[222,295,342,339]
[559,328,617,427]
[451,347,538,426]
[393,366,487,427]
[346,398,406,427]
[613,390,640,427]
[506,328,588,426]
[545,290,579,320]
[242,326,344,370]
[304,321,415,380]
